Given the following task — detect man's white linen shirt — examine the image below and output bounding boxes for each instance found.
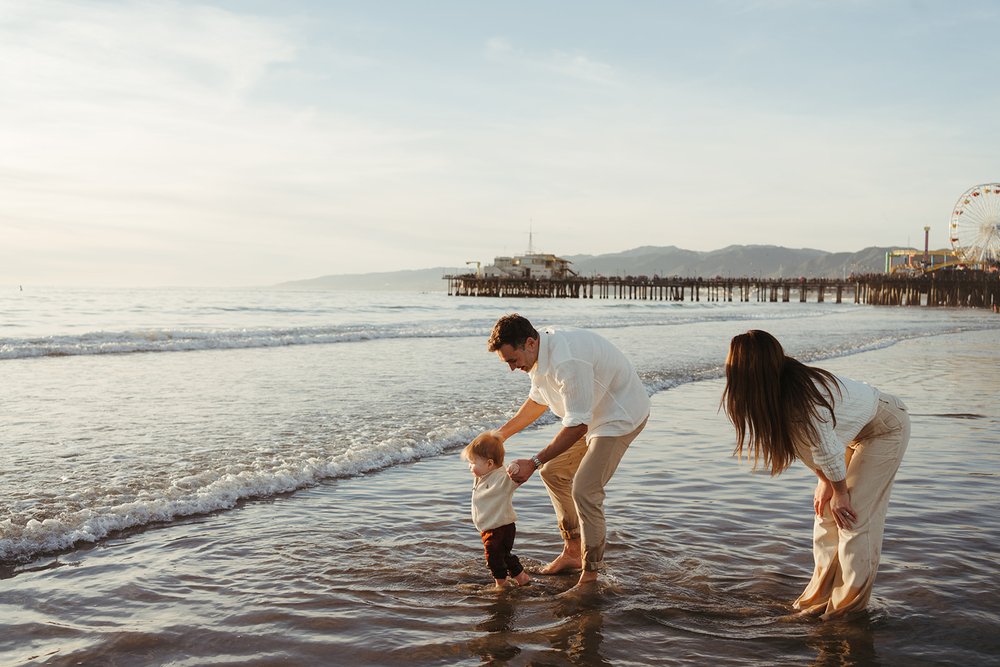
[796,375,879,482]
[527,327,650,439]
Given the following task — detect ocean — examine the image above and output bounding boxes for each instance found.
[2,286,998,665]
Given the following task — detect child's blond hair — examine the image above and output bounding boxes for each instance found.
[461,431,505,465]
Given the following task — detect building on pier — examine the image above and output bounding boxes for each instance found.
[483,253,577,280]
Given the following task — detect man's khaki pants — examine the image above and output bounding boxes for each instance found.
[538,418,647,572]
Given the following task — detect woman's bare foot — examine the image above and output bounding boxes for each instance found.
[575,570,598,586]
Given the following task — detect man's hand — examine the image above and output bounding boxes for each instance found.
[507,458,534,483]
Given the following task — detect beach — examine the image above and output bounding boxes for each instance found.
[1,290,999,666]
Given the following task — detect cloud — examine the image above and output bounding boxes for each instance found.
[484,36,617,84]
[1,1,295,103]
[0,1,464,283]
[0,1,304,216]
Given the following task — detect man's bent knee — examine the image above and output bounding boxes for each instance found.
[571,480,604,513]
[538,464,559,486]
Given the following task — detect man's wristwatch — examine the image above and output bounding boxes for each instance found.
[530,455,543,469]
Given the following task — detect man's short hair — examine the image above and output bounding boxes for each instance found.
[487,313,539,351]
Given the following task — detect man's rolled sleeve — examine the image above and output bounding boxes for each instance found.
[528,385,546,407]
[556,359,593,428]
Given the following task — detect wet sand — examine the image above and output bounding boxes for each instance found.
[2,329,998,666]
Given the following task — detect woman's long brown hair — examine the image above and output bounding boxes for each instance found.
[722,330,840,475]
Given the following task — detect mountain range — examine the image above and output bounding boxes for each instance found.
[274,244,905,291]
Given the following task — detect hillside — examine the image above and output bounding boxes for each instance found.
[273,245,898,291]
[565,245,891,279]
[274,267,450,292]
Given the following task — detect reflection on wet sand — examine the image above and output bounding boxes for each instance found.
[806,618,879,666]
[470,586,610,666]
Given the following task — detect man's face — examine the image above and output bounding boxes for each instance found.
[495,337,538,373]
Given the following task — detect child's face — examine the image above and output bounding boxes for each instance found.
[468,455,497,478]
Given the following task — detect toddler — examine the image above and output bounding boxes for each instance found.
[461,431,530,589]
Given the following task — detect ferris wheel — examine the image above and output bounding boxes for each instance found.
[950,183,1000,266]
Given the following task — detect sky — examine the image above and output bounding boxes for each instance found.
[1,0,998,287]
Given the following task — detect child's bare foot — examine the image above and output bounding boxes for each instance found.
[512,571,530,586]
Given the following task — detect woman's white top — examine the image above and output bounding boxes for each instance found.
[795,375,879,482]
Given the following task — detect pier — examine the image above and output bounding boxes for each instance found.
[444,271,1000,309]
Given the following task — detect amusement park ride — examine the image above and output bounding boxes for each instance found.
[888,183,1000,274]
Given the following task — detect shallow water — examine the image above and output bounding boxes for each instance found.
[2,290,994,566]
[1,290,999,665]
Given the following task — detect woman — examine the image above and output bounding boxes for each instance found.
[722,330,910,620]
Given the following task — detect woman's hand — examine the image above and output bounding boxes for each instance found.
[829,490,857,529]
[813,478,833,517]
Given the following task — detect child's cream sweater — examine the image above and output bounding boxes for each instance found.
[471,467,519,532]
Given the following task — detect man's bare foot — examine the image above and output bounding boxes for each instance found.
[539,550,583,575]
[575,570,598,587]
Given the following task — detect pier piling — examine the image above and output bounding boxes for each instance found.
[443,272,999,310]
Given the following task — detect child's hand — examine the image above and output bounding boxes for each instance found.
[507,459,533,483]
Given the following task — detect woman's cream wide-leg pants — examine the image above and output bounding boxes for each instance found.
[793,392,910,620]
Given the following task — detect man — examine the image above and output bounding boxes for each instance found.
[488,313,650,587]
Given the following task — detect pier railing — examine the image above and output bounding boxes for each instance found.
[443,271,1000,309]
